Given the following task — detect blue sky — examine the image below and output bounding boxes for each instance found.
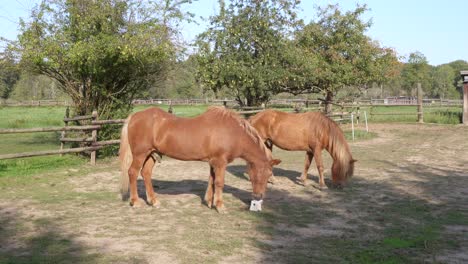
[1,0,467,66]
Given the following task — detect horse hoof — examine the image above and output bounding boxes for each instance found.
[215,204,226,213]
[268,176,276,184]
[319,184,328,191]
[296,176,307,185]
[149,199,161,208]
[130,198,146,208]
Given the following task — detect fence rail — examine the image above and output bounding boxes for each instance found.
[2,97,463,107]
[0,110,125,164]
[1,92,461,162]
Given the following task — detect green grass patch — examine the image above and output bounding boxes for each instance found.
[367,106,462,124]
[344,129,377,141]
[0,155,85,178]
[0,106,67,128]
[134,104,208,117]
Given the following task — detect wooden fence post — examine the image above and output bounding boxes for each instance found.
[60,106,70,155]
[461,71,468,125]
[417,83,423,123]
[90,110,98,165]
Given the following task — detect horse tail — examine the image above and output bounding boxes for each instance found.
[326,117,355,183]
[119,115,133,201]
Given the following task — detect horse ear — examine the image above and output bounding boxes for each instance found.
[270,159,282,166]
[351,159,358,163]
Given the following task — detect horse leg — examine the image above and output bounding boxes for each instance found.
[313,147,327,190]
[298,152,314,186]
[266,140,276,184]
[128,154,147,207]
[141,156,159,207]
[212,162,227,213]
[204,166,215,208]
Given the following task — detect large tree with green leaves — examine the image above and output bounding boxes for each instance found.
[445,60,468,95]
[196,0,303,106]
[16,0,190,118]
[295,4,399,113]
[401,51,432,96]
[432,65,458,99]
[0,52,20,100]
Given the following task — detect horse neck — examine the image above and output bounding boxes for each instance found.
[240,135,269,168]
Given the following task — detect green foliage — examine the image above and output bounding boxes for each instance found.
[401,51,432,96]
[296,4,399,112]
[10,73,70,101]
[196,0,302,106]
[16,0,191,119]
[444,59,468,94]
[0,52,20,99]
[431,65,458,99]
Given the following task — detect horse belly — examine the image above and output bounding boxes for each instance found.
[154,127,211,161]
[271,124,309,151]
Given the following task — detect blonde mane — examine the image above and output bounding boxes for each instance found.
[206,106,272,159]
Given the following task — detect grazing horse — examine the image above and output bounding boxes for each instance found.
[249,109,355,189]
[119,106,281,212]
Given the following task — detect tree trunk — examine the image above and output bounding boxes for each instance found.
[324,91,333,115]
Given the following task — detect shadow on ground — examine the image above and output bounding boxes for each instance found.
[0,209,99,263]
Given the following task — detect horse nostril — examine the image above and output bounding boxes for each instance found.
[252,193,263,200]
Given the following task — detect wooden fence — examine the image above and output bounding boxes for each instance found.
[2,97,462,108]
[0,110,125,164]
[0,90,459,163]
[0,105,362,163]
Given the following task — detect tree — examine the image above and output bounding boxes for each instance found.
[295,4,399,113]
[445,60,468,96]
[401,51,432,96]
[16,0,190,118]
[0,52,20,99]
[195,0,302,106]
[432,65,457,99]
[10,73,69,101]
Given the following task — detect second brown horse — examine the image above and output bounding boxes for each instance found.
[249,110,355,189]
[119,106,281,212]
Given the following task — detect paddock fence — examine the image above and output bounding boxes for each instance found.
[0,109,125,164]
[0,103,368,163]
[1,90,462,162]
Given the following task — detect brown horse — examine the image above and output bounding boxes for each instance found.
[119,106,281,212]
[249,109,355,189]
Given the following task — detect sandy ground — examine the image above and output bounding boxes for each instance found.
[0,123,467,263]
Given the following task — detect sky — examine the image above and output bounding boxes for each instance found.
[1,0,467,66]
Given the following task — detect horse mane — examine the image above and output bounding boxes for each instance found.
[206,106,272,160]
[309,112,354,180]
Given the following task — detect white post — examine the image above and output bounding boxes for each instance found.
[351,113,355,141]
[364,111,368,132]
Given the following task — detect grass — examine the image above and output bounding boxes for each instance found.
[134,104,208,117]
[344,129,377,141]
[366,105,462,124]
[0,156,85,178]
[0,106,66,128]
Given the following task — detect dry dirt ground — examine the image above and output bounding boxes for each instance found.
[0,123,467,263]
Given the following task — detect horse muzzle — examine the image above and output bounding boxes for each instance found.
[250,193,264,212]
[249,199,263,212]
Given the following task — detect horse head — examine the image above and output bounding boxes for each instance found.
[247,159,281,209]
[331,158,357,187]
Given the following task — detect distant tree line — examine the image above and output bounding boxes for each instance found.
[0,0,466,117]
